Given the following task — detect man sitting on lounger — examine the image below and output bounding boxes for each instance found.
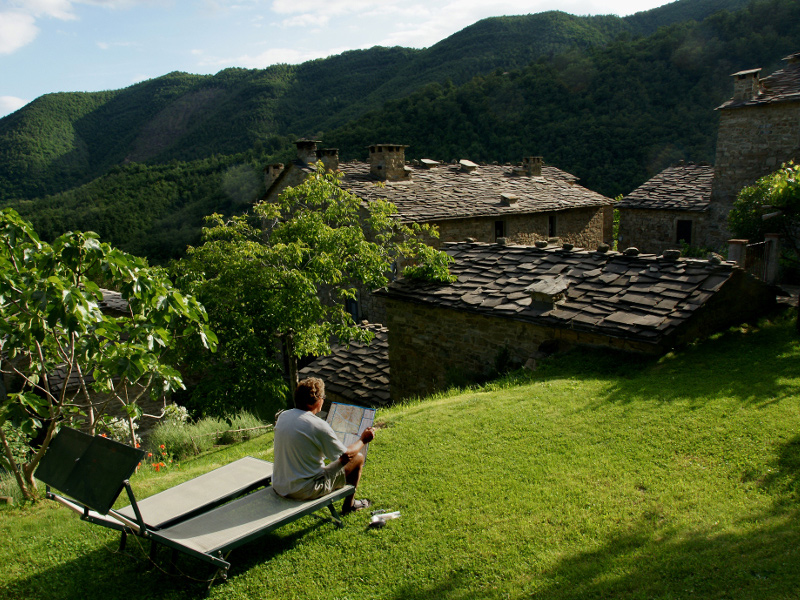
[272,377,375,514]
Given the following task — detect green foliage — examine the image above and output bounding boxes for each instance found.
[2,148,287,262]
[173,166,452,418]
[401,243,456,283]
[730,161,800,271]
[0,208,216,500]
[146,411,269,460]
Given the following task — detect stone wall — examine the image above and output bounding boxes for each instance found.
[428,207,606,249]
[711,101,800,247]
[618,208,711,254]
[384,299,656,400]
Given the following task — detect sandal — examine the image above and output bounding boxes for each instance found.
[343,498,371,514]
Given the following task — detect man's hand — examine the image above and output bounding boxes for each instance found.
[360,427,375,444]
[339,427,375,465]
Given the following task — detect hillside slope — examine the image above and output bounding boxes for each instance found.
[324,0,800,198]
[0,0,749,203]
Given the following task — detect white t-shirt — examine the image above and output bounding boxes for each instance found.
[272,408,348,497]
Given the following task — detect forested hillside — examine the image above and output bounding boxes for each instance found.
[0,0,791,261]
[325,0,800,198]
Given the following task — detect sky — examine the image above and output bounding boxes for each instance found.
[0,0,673,119]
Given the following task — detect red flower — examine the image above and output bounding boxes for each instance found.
[160,444,166,450]
[147,452,153,458]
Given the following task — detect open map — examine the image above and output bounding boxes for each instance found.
[326,402,376,457]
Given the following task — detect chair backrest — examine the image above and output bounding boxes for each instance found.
[35,427,144,514]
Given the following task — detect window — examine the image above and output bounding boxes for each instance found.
[548,215,557,237]
[345,294,360,322]
[494,220,505,241]
[676,220,692,245]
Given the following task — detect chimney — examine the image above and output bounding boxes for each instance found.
[264,163,284,188]
[500,193,518,206]
[459,159,478,173]
[526,275,569,308]
[522,156,543,176]
[369,144,409,181]
[295,139,321,165]
[731,68,761,102]
[320,148,339,172]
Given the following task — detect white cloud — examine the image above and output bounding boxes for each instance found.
[279,12,329,28]
[0,95,29,117]
[14,0,76,20]
[96,40,139,49]
[197,45,350,69]
[0,12,39,54]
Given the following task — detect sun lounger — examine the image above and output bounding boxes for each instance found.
[116,455,273,530]
[36,427,354,583]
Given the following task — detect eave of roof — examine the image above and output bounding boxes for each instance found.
[377,242,746,346]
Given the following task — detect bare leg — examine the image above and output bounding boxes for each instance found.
[341,453,365,513]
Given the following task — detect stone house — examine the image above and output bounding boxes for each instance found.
[618,51,800,254]
[264,140,614,321]
[711,50,800,245]
[376,241,775,401]
[265,142,613,250]
[617,162,714,255]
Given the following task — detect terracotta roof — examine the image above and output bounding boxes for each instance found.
[299,324,390,408]
[617,163,713,211]
[377,242,764,347]
[718,52,800,109]
[338,161,612,223]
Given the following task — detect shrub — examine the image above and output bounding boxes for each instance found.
[147,411,270,460]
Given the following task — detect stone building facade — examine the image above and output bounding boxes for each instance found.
[709,51,800,248]
[377,241,775,401]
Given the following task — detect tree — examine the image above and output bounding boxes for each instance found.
[729,162,800,332]
[0,209,217,500]
[730,161,800,269]
[174,165,453,418]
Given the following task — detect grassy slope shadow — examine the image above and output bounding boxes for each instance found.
[0,513,339,600]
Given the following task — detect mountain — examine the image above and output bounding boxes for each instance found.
[324,0,800,198]
[0,0,788,261]
[0,0,751,203]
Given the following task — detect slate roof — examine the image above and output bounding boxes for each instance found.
[98,289,129,315]
[338,161,612,223]
[377,242,756,347]
[718,52,800,109]
[298,324,390,409]
[617,163,714,212]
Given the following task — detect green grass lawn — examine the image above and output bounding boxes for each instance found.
[1,315,799,600]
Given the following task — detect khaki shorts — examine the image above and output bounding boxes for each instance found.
[285,460,347,501]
